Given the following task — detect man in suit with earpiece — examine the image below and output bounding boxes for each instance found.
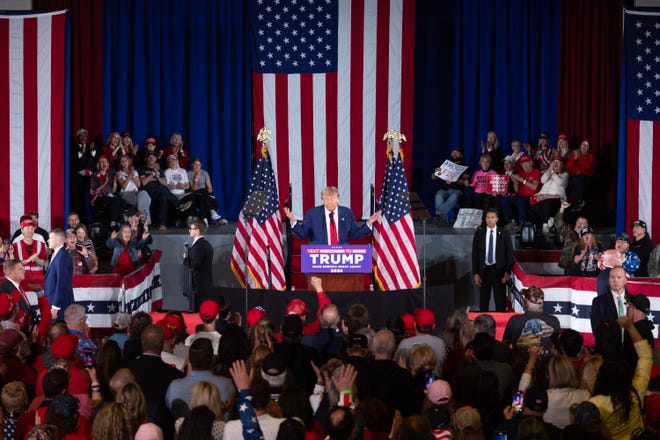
[472,209,514,311]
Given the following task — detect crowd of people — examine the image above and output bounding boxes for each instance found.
[433,131,595,231]
[70,129,227,232]
[0,270,654,440]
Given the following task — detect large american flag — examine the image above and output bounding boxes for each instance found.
[0,11,66,237]
[231,144,286,290]
[623,9,660,240]
[373,145,420,290]
[249,0,415,220]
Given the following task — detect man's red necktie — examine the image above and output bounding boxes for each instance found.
[329,211,338,245]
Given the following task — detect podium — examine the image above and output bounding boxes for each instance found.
[300,244,373,292]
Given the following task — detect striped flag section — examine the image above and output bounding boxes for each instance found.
[511,264,659,347]
[373,145,420,290]
[231,145,286,290]
[249,0,415,220]
[0,11,67,237]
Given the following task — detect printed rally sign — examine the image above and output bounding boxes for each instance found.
[301,245,372,273]
[487,174,509,195]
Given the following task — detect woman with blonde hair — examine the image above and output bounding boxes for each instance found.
[247,317,276,349]
[544,355,590,428]
[91,402,132,440]
[175,381,229,440]
[579,354,603,395]
[408,344,438,413]
[115,382,162,439]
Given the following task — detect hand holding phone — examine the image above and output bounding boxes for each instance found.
[512,391,524,413]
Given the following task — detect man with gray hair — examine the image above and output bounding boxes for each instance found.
[283,186,380,244]
[302,303,343,363]
[363,329,415,418]
[64,304,97,367]
[473,313,511,363]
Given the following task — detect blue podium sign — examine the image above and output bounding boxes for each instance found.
[301,245,372,273]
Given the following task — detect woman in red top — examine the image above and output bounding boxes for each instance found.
[565,139,596,204]
[162,132,190,170]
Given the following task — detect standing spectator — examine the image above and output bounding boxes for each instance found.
[481,131,504,173]
[12,219,47,275]
[525,132,554,172]
[65,231,94,275]
[273,314,320,394]
[45,394,91,440]
[2,381,28,440]
[502,286,560,353]
[105,225,152,276]
[394,308,446,377]
[431,146,470,226]
[101,131,122,159]
[590,266,629,337]
[301,303,344,365]
[554,201,589,275]
[0,260,51,336]
[45,229,74,321]
[472,209,514,312]
[11,212,49,244]
[118,131,138,161]
[495,385,560,440]
[565,139,596,205]
[63,304,98,367]
[630,219,654,277]
[67,212,81,231]
[107,313,131,350]
[90,155,125,228]
[137,137,162,167]
[69,128,98,222]
[174,381,229,440]
[185,300,222,354]
[572,227,602,277]
[73,225,98,273]
[162,132,190,170]
[91,402,133,440]
[622,293,655,365]
[597,233,640,278]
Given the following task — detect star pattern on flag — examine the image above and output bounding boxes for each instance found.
[253,0,337,73]
[627,16,660,118]
[107,303,117,313]
[553,303,562,313]
[87,303,95,313]
[380,150,411,224]
[571,305,580,317]
[648,311,655,323]
[239,403,248,412]
[245,151,280,225]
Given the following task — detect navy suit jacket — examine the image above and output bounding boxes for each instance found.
[292,205,371,245]
[471,227,514,276]
[44,247,74,320]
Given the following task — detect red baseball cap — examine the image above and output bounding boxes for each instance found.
[51,334,78,360]
[518,154,532,164]
[199,300,221,321]
[285,299,309,317]
[156,318,177,340]
[414,308,435,331]
[246,306,266,326]
[557,134,568,140]
[400,313,415,337]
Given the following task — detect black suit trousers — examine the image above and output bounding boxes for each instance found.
[480,265,506,312]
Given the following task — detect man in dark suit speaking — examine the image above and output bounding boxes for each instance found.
[283,186,380,245]
[185,218,214,308]
[472,209,514,311]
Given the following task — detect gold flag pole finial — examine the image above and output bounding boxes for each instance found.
[382,129,406,162]
[257,127,271,158]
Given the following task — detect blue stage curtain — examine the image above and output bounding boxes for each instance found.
[449,0,561,168]
[102,0,251,219]
[412,0,560,216]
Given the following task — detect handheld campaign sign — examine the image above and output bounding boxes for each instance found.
[301,245,372,273]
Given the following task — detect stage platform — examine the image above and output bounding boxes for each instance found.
[150,220,617,314]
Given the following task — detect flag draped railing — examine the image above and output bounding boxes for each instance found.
[231,128,286,290]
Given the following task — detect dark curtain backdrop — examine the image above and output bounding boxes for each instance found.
[557,0,623,215]
[412,0,561,214]
[102,0,251,219]
[34,0,104,142]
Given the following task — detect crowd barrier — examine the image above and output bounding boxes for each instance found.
[511,250,660,346]
[6,251,163,329]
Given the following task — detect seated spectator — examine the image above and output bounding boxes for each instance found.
[554,201,589,275]
[630,219,654,277]
[138,151,191,231]
[470,154,498,214]
[524,131,554,172]
[502,154,540,230]
[117,131,138,162]
[164,154,191,201]
[90,155,126,227]
[530,157,568,230]
[105,225,153,275]
[116,155,151,226]
[101,131,122,160]
[162,132,190,170]
[188,158,227,225]
[481,131,504,173]
[565,138,596,205]
[572,227,603,277]
[432,146,470,226]
[65,231,94,275]
[509,139,525,170]
[556,133,571,161]
[499,156,519,228]
[72,224,98,273]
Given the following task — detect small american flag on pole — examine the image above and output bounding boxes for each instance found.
[373,134,420,290]
[231,129,286,290]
